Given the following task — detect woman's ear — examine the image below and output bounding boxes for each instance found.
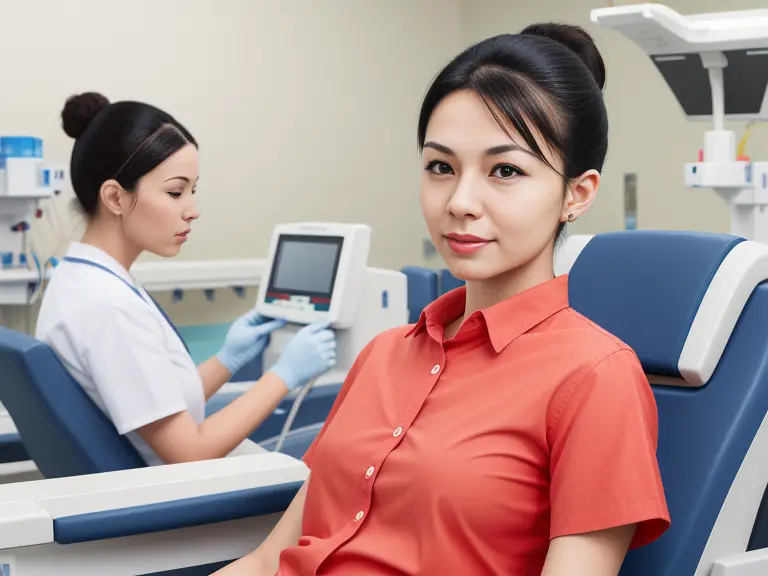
[99,180,124,217]
[560,169,600,223]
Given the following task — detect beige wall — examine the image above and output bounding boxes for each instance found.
[462,0,768,236]
[1,1,765,330]
[0,0,463,327]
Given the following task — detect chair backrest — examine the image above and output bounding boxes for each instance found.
[0,327,147,478]
[401,267,439,324]
[566,231,768,576]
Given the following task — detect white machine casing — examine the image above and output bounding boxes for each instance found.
[256,222,371,328]
[591,4,768,243]
[265,266,408,388]
[0,136,65,304]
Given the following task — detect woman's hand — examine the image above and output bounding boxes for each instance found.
[216,310,286,374]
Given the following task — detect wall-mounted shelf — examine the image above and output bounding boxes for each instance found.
[0,258,267,305]
[131,258,265,292]
[0,269,39,305]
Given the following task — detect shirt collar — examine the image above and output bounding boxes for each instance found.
[64,242,138,288]
[405,274,570,353]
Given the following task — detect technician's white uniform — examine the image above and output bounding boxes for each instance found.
[36,242,263,466]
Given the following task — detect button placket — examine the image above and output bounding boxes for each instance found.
[393,351,447,452]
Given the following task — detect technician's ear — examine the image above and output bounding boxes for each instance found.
[561,169,600,223]
[99,180,125,217]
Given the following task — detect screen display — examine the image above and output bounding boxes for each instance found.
[270,236,343,296]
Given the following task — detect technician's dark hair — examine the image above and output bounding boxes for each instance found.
[417,23,608,240]
[61,92,197,216]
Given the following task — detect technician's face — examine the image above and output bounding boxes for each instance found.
[420,89,568,285]
[121,144,199,258]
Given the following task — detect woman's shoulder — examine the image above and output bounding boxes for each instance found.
[556,306,639,361]
[38,271,157,341]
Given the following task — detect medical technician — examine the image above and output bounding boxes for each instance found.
[35,92,336,466]
[218,23,669,576]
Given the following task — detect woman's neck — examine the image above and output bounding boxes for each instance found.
[445,250,555,340]
[79,218,141,271]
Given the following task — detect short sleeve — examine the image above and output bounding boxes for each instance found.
[302,335,378,469]
[82,304,187,435]
[548,348,670,549]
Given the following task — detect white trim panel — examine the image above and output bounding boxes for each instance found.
[679,240,768,386]
[695,403,768,574]
[0,501,52,549]
[554,234,594,276]
[712,548,768,575]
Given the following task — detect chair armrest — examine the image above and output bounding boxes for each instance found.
[712,547,768,575]
[0,452,307,549]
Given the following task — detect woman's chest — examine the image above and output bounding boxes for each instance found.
[309,350,561,535]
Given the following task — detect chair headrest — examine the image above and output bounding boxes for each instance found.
[566,231,768,387]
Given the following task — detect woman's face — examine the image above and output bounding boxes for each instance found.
[420,89,597,286]
[119,144,200,258]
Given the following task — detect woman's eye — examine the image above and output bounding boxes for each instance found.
[168,191,182,198]
[491,164,522,179]
[425,160,454,175]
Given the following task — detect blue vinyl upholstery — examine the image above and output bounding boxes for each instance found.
[0,327,146,477]
[569,231,768,575]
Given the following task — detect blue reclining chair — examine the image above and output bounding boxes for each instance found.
[0,327,146,478]
[401,266,439,324]
[566,230,768,575]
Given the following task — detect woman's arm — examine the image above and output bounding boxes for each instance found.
[541,524,636,576]
[135,371,290,463]
[213,479,309,575]
[198,356,234,400]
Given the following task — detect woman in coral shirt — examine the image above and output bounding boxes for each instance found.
[218,21,670,576]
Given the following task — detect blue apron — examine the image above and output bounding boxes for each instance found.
[62,256,190,355]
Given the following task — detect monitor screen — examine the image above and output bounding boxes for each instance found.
[268,235,343,297]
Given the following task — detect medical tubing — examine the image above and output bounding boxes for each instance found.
[274,377,317,453]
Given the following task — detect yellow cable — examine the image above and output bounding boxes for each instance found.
[738,121,766,158]
[737,126,751,158]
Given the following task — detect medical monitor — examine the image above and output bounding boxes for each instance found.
[256,222,371,328]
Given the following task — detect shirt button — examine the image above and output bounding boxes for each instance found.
[393,426,403,438]
[431,364,441,375]
[355,511,364,521]
[365,466,375,479]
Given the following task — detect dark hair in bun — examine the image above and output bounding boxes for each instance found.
[62,92,197,216]
[521,22,606,90]
[61,92,110,139]
[417,22,608,241]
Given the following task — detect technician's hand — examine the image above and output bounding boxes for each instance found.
[269,322,337,391]
[216,309,286,374]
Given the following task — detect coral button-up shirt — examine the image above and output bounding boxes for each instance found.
[277,274,670,575]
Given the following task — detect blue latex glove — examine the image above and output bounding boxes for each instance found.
[216,309,286,374]
[269,322,337,391]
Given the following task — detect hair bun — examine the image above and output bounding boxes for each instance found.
[61,92,110,139]
[521,23,606,90]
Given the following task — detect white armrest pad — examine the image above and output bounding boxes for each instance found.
[0,452,306,516]
[0,501,52,549]
[0,453,307,549]
[712,548,768,576]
